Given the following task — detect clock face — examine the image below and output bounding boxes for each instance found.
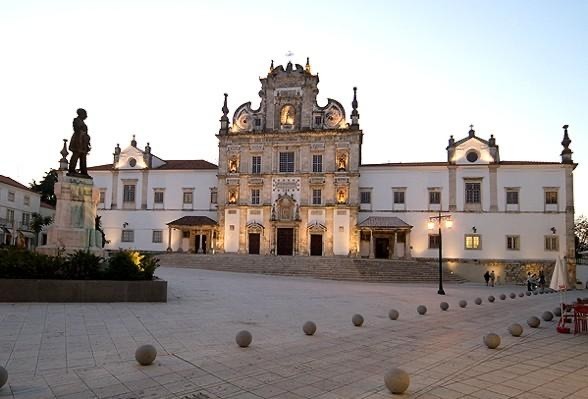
[324,108,342,128]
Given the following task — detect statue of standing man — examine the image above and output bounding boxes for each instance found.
[68,108,91,177]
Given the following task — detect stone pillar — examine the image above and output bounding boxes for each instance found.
[167,226,172,252]
[405,231,412,259]
[38,173,103,256]
[141,170,149,209]
[489,165,498,212]
[564,164,576,284]
[369,229,374,259]
[198,232,203,254]
[448,165,457,211]
[392,232,397,259]
[111,170,119,209]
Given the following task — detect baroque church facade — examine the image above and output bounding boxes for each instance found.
[89,60,577,281]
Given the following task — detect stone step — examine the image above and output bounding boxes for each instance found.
[157,254,467,283]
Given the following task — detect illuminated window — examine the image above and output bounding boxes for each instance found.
[465,234,481,250]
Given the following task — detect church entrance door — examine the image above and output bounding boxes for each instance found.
[277,228,294,255]
[310,234,322,256]
[248,233,260,255]
[375,237,390,259]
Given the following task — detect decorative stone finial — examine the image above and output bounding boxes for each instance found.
[305,57,311,74]
[448,135,455,147]
[131,134,137,147]
[144,142,152,168]
[489,134,496,147]
[145,142,151,154]
[468,124,475,137]
[286,61,293,72]
[488,134,499,163]
[59,139,69,170]
[269,59,274,73]
[113,143,121,163]
[350,87,360,129]
[447,135,456,163]
[561,124,573,164]
[219,93,230,135]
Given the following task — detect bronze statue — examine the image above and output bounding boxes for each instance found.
[68,108,91,177]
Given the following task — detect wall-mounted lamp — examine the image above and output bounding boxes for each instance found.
[472,226,477,233]
[122,222,129,228]
[550,227,557,234]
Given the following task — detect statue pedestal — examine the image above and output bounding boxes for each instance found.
[38,173,104,256]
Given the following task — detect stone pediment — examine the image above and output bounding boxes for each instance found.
[114,146,148,169]
[448,128,499,164]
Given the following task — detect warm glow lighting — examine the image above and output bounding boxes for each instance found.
[445,219,453,229]
[427,221,435,230]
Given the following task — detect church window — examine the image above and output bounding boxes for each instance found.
[279,152,295,173]
[255,118,261,127]
[465,182,481,204]
[393,191,405,204]
[466,151,479,163]
[428,234,440,249]
[312,154,323,173]
[251,189,260,205]
[360,191,371,204]
[545,191,558,205]
[183,191,193,204]
[314,115,322,126]
[544,235,559,251]
[429,191,441,204]
[251,156,261,174]
[312,189,322,205]
[210,188,218,204]
[280,105,295,126]
[154,191,164,204]
[123,185,136,203]
[121,230,134,243]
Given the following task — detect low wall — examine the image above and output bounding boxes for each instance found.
[0,278,167,302]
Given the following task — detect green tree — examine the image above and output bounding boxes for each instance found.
[30,169,58,206]
[31,212,53,247]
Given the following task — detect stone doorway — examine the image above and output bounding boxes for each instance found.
[277,228,294,255]
[375,237,390,259]
[310,234,323,256]
[248,233,260,255]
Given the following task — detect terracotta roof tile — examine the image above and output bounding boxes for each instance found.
[88,159,218,171]
[167,216,218,226]
[358,216,412,228]
[0,175,32,191]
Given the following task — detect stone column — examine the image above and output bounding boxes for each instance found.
[141,170,149,209]
[111,171,119,209]
[167,226,172,252]
[405,231,412,259]
[448,165,457,211]
[489,165,498,212]
[392,232,397,259]
[198,231,203,254]
[369,229,374,259]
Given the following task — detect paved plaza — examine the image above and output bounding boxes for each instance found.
[1,266,587,399]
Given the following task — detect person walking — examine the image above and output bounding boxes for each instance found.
[483,270,490,286]
[526,272,533,291]
[539,269,546,290]
[490,270,496,287]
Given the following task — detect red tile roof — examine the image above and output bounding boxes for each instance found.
[0,175,32,191]
[167,216,218,226]
[361,161,563,167]
[88,159,218,171]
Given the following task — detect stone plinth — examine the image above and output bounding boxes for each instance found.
[38,173,103,255]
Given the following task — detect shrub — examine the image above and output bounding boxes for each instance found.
[106,250,160,280]
[61,250,104,280]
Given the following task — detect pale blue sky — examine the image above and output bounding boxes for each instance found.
[0,0,586,214]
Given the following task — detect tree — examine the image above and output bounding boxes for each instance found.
[30,169,58,206]
[575,215,588,258]
[31,212,53,247]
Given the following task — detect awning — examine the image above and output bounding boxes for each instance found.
[358,216,412,229]
[17,231,35,238]
[167,216,218,228]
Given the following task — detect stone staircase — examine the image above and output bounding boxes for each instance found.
[157,253,467,283]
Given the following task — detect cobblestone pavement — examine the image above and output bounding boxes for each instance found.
[1,267,587,399]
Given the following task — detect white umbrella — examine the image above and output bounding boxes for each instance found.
[550,256,569,324]
[550,256,569,291]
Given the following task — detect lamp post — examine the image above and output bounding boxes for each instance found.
[428,210,452,295]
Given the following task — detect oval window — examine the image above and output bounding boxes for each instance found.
[466,151,479,163]
[129,157,137,167]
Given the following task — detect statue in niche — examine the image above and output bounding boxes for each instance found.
[280,105,295,126]
[229,191,237,204]
[338,189,346,204]
[271,204,276,221]
[229,158,238,173]
[68,108,91,177]
[337,154,347,171]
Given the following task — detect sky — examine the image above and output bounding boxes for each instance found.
[0,0,586,215]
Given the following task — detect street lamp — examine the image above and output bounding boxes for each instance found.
[428,210,452,295]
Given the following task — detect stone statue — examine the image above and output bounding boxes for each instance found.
[68,108,91,177]
[95,215,107,248]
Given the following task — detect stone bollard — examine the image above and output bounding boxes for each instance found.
[384,368,410,394]
[508,323,523,337]
[417,305,427,315]
[352,314,364,327]
[440,302,449,311]
[135,345,157,366]
[236,330,253,347]
[483,333,501,349]
[388,309,399,320]
[303,321,317,336]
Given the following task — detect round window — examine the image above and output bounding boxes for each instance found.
[466,151,479,163]
[129,157,137,167]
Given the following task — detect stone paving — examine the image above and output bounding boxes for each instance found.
[0,267,587,399]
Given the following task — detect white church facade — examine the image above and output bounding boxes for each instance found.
[88,60,577,281]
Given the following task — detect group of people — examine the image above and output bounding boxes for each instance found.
[483,270,496,287]
[526,270,546,291]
